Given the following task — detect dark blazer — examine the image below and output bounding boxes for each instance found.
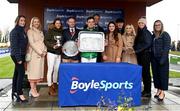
[151,31,171,65]
[62,28,80,60]
[134,26,152,53]
[10,25,28,62]
[62,28,80,45]
[44,27,62,55]
[95,24,104,32]
[151,31,171,90]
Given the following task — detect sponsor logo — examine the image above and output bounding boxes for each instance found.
[70,77,133,94]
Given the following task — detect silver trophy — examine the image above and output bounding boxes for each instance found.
[78,31,105,52]
[54,36,62,46]
[62,41,79,57]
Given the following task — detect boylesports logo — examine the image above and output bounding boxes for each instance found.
[70,76,133,94]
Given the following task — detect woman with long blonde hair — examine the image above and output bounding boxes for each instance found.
[27,17,47,97]
[121,24,137,64]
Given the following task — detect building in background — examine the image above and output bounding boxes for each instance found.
[7,0,162,30]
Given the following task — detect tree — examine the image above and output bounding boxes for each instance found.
[0,30,2,43]
[177,41,180,51]
[0,27,10,43]
[171,41,176,51]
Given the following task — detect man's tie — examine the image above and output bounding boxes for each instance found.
[70,28,75,36]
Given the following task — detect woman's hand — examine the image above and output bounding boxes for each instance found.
[122,47,126,51]
[104,39,108,46]
[103,55,108,61]
[40,51,46,57]
[53,44,60,49]
[43,51,47,56]
[116,57,121,63]
[17,61,22,64]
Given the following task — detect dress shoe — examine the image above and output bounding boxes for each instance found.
[158,93,165,101]
[48,85,57,96]
[29,90,40,98]
[12,92,18,101]
[16,95,28,103]
[154,94,159,98]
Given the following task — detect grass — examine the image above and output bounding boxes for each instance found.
[170,56,180,64]
[170,51,180,56]
[0,55,180,78]
[0,56,14,78]
[169,51,180,64]
[169,71,180,78]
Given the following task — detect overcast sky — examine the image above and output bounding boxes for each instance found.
[0,0,18,31]
[147,0,180,41]
[0,0,179,41]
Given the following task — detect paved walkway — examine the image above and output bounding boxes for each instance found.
[0,79,12,91]
[170,64,180,72]
[0,84,180,111]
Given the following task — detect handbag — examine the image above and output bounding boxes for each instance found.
[25,44,32,62]
[25,53,31,62]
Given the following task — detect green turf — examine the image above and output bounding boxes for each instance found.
[169,51,180,64]
[0,56,14,78]
[170,56,180,64]
[169,71,180,78]
[0,55,180,78]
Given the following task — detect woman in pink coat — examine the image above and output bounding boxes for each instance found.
[27,17,47,97]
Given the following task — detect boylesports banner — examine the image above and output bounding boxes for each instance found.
[44,8,124,31]
[58,63,142,106]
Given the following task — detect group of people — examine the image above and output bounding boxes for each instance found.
[9,13,171,103]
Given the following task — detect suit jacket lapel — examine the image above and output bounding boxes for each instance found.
[67,29,72,40]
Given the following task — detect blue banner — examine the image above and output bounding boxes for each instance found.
[59,63,142,106]
[44,8,124,31]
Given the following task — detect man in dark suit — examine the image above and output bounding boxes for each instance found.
[62,17,80,63]
[93,14,104,62]
[93,14,104,32]
[115,18,125,35]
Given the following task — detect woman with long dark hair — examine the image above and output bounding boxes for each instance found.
[10,15,28,102]
[102,21,123,62]
[151,20,171,101]
[44,18,63,96]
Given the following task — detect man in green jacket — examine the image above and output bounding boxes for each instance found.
[81,17,98,62]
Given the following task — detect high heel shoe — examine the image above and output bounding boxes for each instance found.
[12,93,18,101]
[154,92,161,99]
[158,93,165,101]
[16,96,28,103]
[154,94,159,98]
[154,89,162,99]
[29,91,39,98]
